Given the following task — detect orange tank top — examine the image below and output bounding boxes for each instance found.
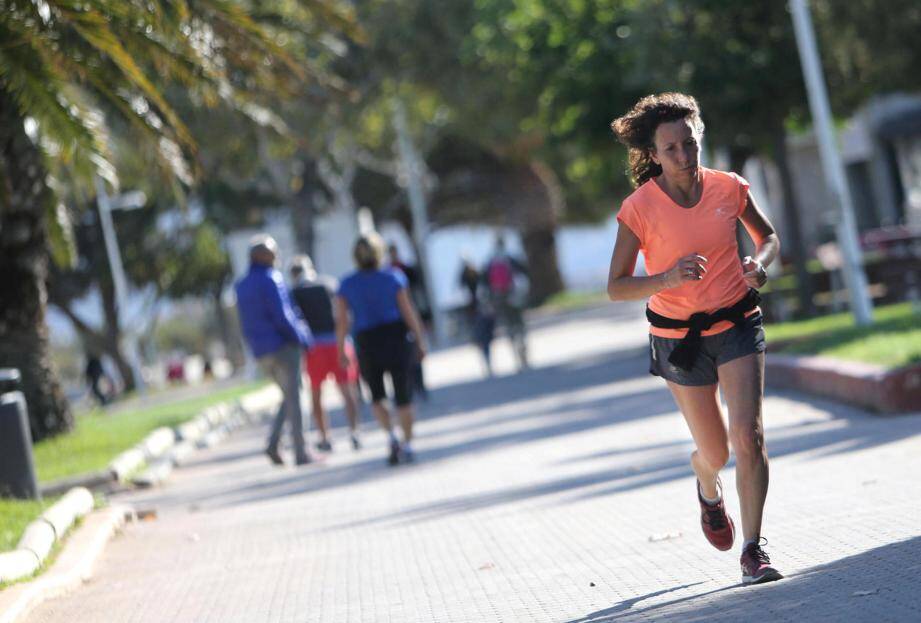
[616,167,759,338]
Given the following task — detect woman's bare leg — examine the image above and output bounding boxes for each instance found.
[310,386,329,443]
[718,352,769,542]
[667,382,730,499]
[396,405,414,442]
[337,381,360,433]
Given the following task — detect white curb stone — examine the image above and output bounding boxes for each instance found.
[0,487,95,585]
[108,448,146,482]
[140,427,176,459]
[131,458,174,489]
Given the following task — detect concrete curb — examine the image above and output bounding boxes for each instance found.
[0,488,95,585]
[766,354,921,413]
[0,505,131,623]
[122,384,280,488]
[36,385,283,496]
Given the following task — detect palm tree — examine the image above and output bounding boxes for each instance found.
[0,1,355,441]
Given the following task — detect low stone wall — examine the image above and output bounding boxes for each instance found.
[766,354,921,413]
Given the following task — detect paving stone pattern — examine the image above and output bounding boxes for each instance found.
[26,305,921,622]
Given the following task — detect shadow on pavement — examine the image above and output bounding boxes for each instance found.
[186,339,921,521]
[567,536,921,622]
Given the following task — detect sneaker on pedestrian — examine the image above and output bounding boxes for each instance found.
[351,434,362,451]
[401,443,415,463]
[740,538,783,585]
[265,447,284,466]
[295,453,313,466]
[387,438,401,466]
[316,439,333,452]
[697,478,735,551]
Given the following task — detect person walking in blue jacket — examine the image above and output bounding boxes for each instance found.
[235,234,314,466]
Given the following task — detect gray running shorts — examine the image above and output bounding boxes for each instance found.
[649,313,766,386]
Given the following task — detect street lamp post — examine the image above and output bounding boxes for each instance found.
[392,98,446,345]
[790,0,874,325]
[95,176,147,393]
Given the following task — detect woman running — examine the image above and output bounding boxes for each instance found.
[607,93,782,585]
[335,232,427,465]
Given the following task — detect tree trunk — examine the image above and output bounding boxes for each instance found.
[212,288,244,369]
[97,262,136,392]
[772,126,817,318]
[0,88,73,441]
[291,155,318,256]
[502,160,565,305]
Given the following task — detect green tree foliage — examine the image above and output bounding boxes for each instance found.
[0,0,355,440]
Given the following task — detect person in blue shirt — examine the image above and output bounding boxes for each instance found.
[335,232,427,465]
[235,235,314,466]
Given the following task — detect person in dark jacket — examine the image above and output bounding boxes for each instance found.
[235,234,314,466]
[289,255,362,452]
[336,233,427,465]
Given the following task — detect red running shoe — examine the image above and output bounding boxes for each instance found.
[741,538,783,585]
[697,479,735,551]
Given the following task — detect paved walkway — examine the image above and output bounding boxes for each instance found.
[27,304,921,622]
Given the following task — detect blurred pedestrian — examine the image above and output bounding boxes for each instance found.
[84,352,111,406]
[388,243,429,401]
[235,234,314,466]
[337,233,427,465]
[458,256,481,318]
[483,235,530,371]
[473,296,496,377]
[608,92,781,584]
[289,255,362,452]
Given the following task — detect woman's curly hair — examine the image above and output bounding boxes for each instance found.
[610,92,705,187]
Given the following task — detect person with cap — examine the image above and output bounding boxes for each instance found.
[235,234,314,466]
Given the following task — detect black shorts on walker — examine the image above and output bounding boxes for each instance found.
[648,313,765,386]
[355,321,413,406]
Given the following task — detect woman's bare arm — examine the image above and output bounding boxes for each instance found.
[396,288,427,360]
[607,222,708,301]
[739,191,780,288]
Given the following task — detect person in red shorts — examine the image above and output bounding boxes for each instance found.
[289,256,362,451]
[608,93,782,585]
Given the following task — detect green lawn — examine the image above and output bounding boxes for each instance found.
[1,381,265,554]
[33,380,266,484]
[765,302,921,368]
[0,497,58,552]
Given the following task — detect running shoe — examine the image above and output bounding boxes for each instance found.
[387,438,401,466]
[316,439,333,452]
[401,444,415,463]
[295,453,313,466]
[741,538,783,584]
[351,434,362,451]
[697,479,735,551]
[265,447,284,466]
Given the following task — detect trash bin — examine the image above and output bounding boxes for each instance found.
[0,368,40,500]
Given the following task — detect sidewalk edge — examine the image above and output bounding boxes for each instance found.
[0,505,131,623]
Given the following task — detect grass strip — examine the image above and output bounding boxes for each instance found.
[765,302,921,368]
[33,380,266,484]
[0,497,59,552]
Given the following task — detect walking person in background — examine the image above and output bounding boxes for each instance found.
[235,235,314,466]
[289,255,362,452]
[607,93,782,584]
[388,243,429,401]
[84,352,111,406]
[459,256,495,376]
[337,233,427,465]
[484,236,530,371]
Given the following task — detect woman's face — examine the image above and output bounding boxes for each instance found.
[650,118,700,180]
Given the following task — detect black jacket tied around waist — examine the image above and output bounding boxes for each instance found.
[646,289,761,372]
